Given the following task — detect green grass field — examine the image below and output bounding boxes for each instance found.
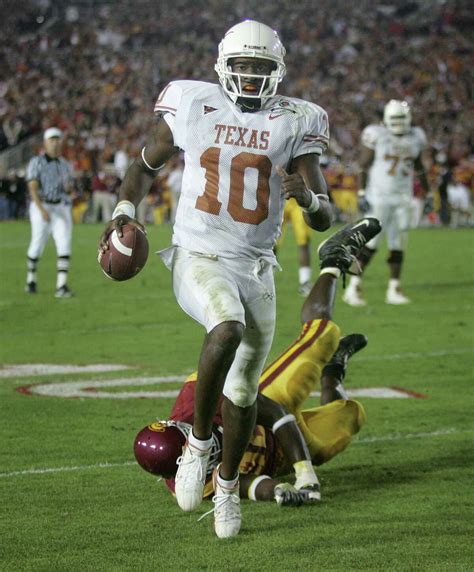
[1,221,473,571]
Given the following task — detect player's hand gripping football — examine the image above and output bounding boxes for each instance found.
[98,215,145,253]
[276,165,313,208]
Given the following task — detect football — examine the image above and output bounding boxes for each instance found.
[98,224,149,281]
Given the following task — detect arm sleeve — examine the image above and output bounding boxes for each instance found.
[26,157,40,182]
[293,104,330,158]
[153,81,187,149]
[361,125,380,150]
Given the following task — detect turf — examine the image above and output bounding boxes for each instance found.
[0,221,473,571]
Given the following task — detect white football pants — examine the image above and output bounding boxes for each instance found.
[165,246,276,407]
[27,202,72,259]
[366,200,411,251]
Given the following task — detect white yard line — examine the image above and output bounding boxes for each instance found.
[0,364,133,378]
[0,461,137,478]
[1,347,471,379]
[1,428,472,479]
[357,348,472,361]
[354,427,473,444]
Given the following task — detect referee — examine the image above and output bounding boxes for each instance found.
[25,128,75,297]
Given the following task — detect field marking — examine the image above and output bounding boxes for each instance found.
[0,364,132,378]
[0,461,137,478]
[358,348,472,362]
[354,427,474,444]
[1,428,471,479]
[1,347,472,379]
[2,347,471,380]
[16,377,425,399]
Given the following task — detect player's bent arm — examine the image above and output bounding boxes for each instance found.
[99,119,177,249]
[239,474,279,501]
[358,146,375,190]
[291,154,332,231]
[119,119,178,206]
[239,474,305,506]
[256,394,311,466]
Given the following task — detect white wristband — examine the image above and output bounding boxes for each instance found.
[141,147,164,171]
[112,200,135,220]
[272,413,296,433]
[248,475,271,501]
[302,191,321,214]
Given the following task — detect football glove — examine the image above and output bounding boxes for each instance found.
[274,483,305,507]
[297,483,321,503]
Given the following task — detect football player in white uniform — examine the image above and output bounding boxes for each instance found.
[99,20,333,538]
[343,100,431,306]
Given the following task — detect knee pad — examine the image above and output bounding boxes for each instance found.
[387,250,403,264]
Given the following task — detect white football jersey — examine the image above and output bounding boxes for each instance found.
[362,124,427,203]
[154,80,329,260]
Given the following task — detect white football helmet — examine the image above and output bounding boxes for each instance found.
[215,20,286,102]
[383,100,412,135]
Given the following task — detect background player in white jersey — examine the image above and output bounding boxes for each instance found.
[343,100,431,306]
[99,20,333,538]
[25,128,75,298]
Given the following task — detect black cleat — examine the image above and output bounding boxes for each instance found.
[55,285,74,298]
[25,282,37,294]
[328,333,368,369]
[318,217,382,275]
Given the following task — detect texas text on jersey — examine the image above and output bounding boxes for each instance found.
[154,80,329,260]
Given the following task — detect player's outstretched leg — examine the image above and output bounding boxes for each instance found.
[320,334,368,405]
[317,217,382,278]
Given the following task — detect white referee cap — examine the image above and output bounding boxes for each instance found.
[44,127,63,140]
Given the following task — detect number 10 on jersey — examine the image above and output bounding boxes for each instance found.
[196,147,272,225]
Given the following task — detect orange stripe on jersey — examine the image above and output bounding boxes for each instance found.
[154,84,177,113]
[259,319,328,392]
[154,105,176,114]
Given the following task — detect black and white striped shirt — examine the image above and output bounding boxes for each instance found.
[26,154,74,203]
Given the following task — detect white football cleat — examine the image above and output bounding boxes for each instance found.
[212,470,241,539]
[386,288,411,305]
[342,285,367,307]
[174,442,210,512]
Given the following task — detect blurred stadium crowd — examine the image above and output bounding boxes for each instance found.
[0,0,472,226]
